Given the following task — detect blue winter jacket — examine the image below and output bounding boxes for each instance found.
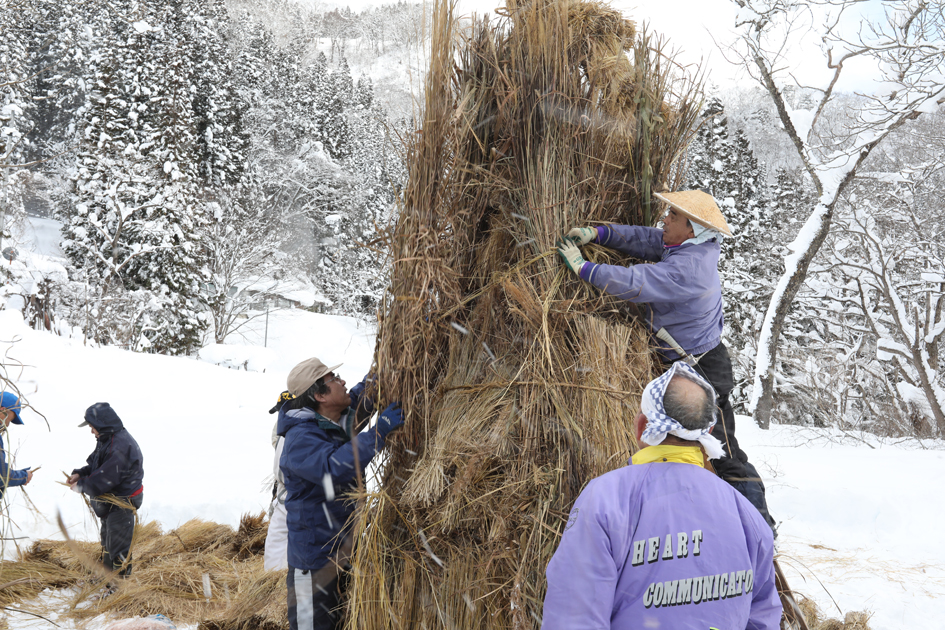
[543,446,780,630]
[277,383,386,571]
[580,225,724,360]
[0,432,30,498]
[72,407,144,498]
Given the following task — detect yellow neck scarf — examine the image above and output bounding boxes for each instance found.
[631,444,705,468]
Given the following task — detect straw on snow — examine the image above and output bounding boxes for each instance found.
[346,0,703,627]
[0,513,287,629]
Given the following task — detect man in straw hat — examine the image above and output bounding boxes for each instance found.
[277,357,403,630]
[1,391,35,500]
[557,190,775,533]
[541,362,781,629]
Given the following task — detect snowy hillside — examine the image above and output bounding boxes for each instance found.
[1,308,943,629]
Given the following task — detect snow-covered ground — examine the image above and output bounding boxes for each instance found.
[738,419,945,628]
[0,307,376,550]
[1,307,943,629]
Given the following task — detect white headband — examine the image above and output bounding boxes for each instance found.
[686,221,723,245]
[640,362,725,459]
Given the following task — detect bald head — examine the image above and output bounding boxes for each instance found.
[663,374,716,431]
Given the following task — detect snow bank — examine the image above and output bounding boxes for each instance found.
[198,343,276,372]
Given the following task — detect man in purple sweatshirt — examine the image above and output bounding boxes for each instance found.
[557,190,775,532]
[541,363,781,629]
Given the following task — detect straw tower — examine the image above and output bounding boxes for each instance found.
[348,0,703,627]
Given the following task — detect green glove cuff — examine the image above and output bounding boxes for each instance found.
[557,240,586,275]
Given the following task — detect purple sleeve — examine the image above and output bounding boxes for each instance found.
[583,250,708,304]
[542,481,619,629]
[746,530,782,629]
[598,225,664,261]
[578,261,594,282]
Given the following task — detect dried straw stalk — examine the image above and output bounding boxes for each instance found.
[347,0,703,627]
[0,514,286,630]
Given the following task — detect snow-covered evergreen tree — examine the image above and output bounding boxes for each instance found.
[60,0,210,354]
[355,75,374,109]
[686,98,731,197]
[1,1,35,243]
[190,0,249,189]
[316,61,352,160]
[15,0,409,346]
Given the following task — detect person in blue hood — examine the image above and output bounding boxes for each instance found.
[277,357,403,630]
[68,402,144,578]
[557,190,775,534]
[1,391,34,500]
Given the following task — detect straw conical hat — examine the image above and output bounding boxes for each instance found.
[653,190,733,237]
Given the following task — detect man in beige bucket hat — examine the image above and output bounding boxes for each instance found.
[276,356,404,630]
[557,190,775,535]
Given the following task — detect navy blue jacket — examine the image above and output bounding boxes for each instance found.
[0,432,30,498]
[277,384,386,570]
[72,407,144,498]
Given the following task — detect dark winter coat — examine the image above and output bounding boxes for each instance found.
[0,432,30,498]
[276,382,386,571]
[72,405,144,498]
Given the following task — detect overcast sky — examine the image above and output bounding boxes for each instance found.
[313,0,884,94]
[602,0,748,88]
[451,0,762,89]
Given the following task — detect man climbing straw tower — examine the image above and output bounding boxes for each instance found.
[342,0,795,628]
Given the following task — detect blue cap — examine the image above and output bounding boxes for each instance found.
[0,391,24,424]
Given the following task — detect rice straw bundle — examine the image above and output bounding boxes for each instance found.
[347,0,703,627]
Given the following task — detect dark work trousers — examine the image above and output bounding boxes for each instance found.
[667,342,777,534]
[91,493,143,576]
[287,565,350,630]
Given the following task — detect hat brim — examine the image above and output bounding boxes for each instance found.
[269,392,296,414]
[1,396,23,424]
[654,191,733,237]
[78,420,89,427]
[320,363,343,383]
[294,363,343,397]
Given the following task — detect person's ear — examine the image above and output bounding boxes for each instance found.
[634,412,647,442]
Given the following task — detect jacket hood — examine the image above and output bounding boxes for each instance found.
[83,402,124,433]
[277,406,317,437]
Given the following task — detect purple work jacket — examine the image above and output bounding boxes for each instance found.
[579,225,724,360]
[542,453,781,630]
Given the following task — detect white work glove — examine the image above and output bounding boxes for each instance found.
[557,239,586,276]
[565,227,596,246]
